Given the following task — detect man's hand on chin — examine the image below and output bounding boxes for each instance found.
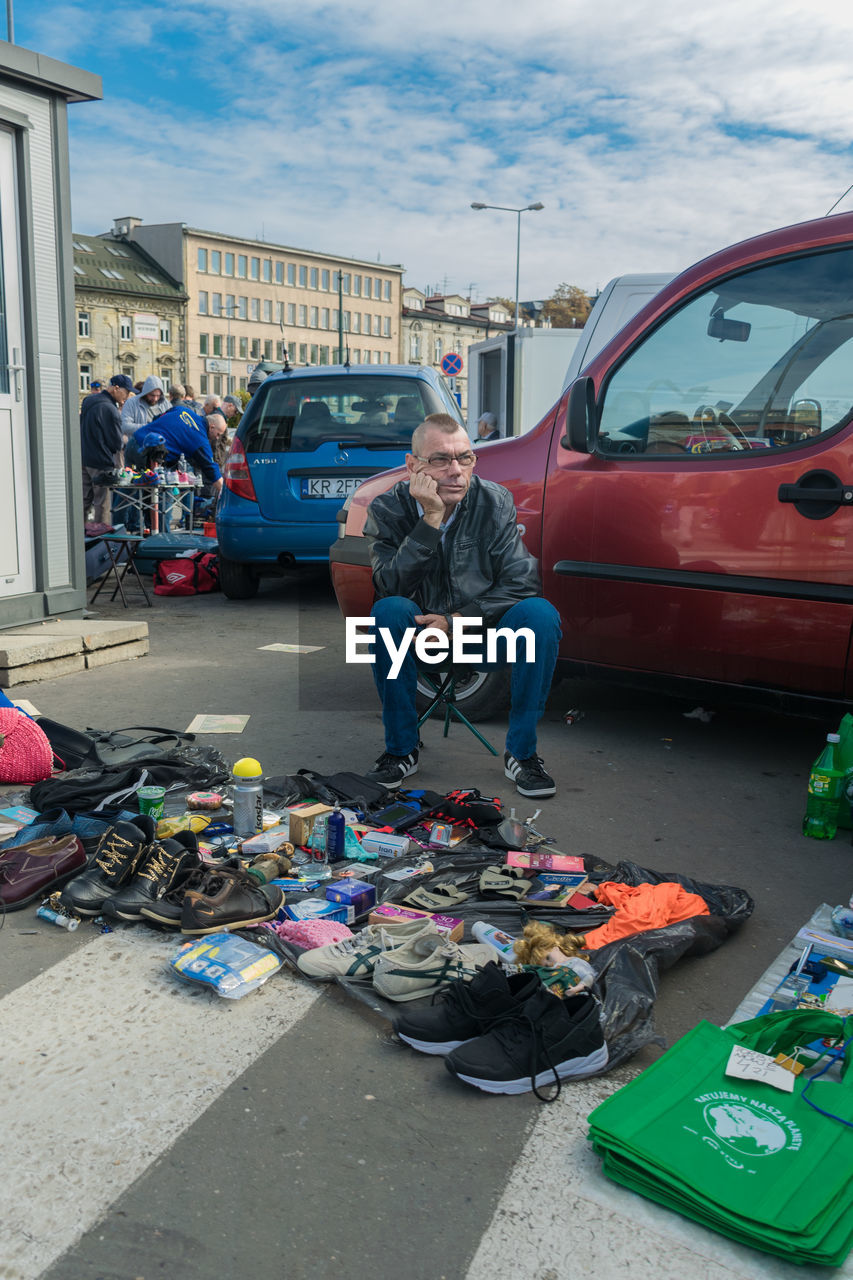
[408,469,445,525]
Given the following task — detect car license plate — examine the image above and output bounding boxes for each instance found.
[300,476,365,499]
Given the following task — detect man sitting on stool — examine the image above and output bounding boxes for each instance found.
[363,412,561,798]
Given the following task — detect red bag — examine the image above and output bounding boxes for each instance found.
[0,707,54,782]
[153,552,220,597]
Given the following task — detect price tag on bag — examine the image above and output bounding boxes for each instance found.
[725,1045,795,1093]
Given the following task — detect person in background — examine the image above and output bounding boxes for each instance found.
[221,394,241,424]
[80,374,134,524]
[476,411,500,442]
[121,374,169,432]
[146,404,223,497]
[168,383,185,408]
[202,393,222,417]
[182,384,204,414]
[206,412,230,471]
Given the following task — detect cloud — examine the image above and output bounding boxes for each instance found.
[28,0,853,299]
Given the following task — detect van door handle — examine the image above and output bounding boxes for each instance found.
[778,469,853,520]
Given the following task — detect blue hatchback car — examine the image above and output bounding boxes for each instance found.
[215,363,465,598]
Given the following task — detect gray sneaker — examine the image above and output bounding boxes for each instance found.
[373,932,498,1002]
[297,919,439,979]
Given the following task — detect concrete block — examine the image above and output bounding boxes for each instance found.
[0,634,82,667]
[84,639,149,669]
[7,619,149,651]
[0,654,86,686]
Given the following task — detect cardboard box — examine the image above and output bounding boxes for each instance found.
[325,879,376,923]
[369,902,463,942]
[240,826,292,856]
[506,849,585,873]
[287,803,333,847]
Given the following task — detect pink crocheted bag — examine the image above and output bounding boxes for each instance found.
[0,708,54,783]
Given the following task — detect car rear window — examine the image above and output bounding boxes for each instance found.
[240,376,451,453]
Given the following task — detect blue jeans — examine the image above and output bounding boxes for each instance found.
[370,595,561,759]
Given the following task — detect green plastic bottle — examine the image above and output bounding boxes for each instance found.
[802,732,844,839]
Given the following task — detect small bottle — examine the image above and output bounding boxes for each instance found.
[472,921,518,957]
[309,813,332,880]
[231,757,264,838]
[802,732,844,840]
[326,802,346,863]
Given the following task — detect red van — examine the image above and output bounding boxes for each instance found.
[330,212,853,717]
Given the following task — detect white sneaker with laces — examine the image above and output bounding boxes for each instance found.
[297,918,437,979]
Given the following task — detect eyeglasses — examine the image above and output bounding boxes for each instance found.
[414,451,477,469]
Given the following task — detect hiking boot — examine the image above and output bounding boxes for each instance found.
[504,752,556,799]
[393,962,541,1055]
[0,835,86,911]
[445,987,608,1099]
[372,932,498,1003]
[139,858,240,929]
[103,831,201,923]
[366,749,419,789]
[180,865,284,935]
[297,918,439,979]
[58,816,156,916]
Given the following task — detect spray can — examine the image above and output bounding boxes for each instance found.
[326,802,346,864]
[232,757,264,838]
[37,903,80,932]
[472,921,518,957]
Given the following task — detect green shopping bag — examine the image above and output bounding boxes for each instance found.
[588,1011,853,1246]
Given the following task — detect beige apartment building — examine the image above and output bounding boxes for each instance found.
[114,217,404,396]
[401,289,513,414]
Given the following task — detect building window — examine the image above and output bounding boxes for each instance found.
[211,250,221,273]
[77,311,90,338]
[73,264,86,277]
[199,333,209,355]
[384,316,391,337]
[318,346,329,365]
[287,342,296,362]
[263,259,272,282]
[434,337,443,362]
[106,244,129,258]
[227,335,236,357]
[73,239,92,252]
[276,301,284,325]
[263,298,273,323]
[352,313,361,334]
[276,340,286,361]
[99,268,124,280]
[332,309,339,328]
[353,275,361,297]
[251,338,260,358]
[225,252,234,275]
[251,297,260,321]
[213,334,223,356]
[250,257,260,280]
[159,368,171,388]
[160,319,171,344]
[213,374,222,394]
[120,316,132,341]
[79,363,92,392]
[364,278,372,299]
[239,336,248,358]
[384,281,392,301]
[321,308,329,329]
[199,292,209,315]
[310,306,318,328]
[264,339,273,360]
[240,377,247,391]
[310,343,318,364]
[352,348,361,363]
[122,365,134,378]
[375,314,382,335]
[137,271,159,284]
[287,303,296,324]
[343,311,351,332]
[343,273,351,295]
[310,267,319,289]
[410,333,421,360]
[299,343,308,363]
[225,293,235,317]
[238,296,248,320]
[382,351,391,364]
[299,265,308,287]
[287,263,295,285]
[200,375,209,394]
[374,277,382,298]
[212,292,222,316]
[197,248,208,271]
[321,269,330,290]
[298,305,307,326]
[275,261,284,284]
[238,255,247,278]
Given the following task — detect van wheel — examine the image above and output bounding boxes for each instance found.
[415,667,511,723]
[219,555,259,600]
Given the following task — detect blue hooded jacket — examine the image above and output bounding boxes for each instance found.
[132,406,221,484]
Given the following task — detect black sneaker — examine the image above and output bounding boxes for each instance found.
[58,816,156,917]
[393,962,540,1055]
[180,865,284,935]
[103,831,201,922]
[504,752,556,798]
[366,749,419,789]
[444,986,608,1099]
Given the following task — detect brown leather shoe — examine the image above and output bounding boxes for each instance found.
[180,865,283,935]
[0,835,86,910]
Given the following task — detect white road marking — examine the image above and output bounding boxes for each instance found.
[465,1066,853,1280]
[0,929,320,1280]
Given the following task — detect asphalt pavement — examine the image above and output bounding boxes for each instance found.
[2,569,852,1280]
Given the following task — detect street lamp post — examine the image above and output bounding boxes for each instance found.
[470,201,544,328]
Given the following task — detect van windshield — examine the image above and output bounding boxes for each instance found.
[240,376,452,453]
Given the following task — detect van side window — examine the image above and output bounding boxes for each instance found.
[597,247,853,457]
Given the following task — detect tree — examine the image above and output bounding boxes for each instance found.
[542,283,592,328]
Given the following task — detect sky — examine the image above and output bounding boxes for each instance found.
[16,0,853,302]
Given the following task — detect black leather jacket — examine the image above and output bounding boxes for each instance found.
[364,475,541,625]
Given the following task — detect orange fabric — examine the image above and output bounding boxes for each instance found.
[583,880,710,949]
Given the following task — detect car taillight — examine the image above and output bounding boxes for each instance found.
[223,437,257,502]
